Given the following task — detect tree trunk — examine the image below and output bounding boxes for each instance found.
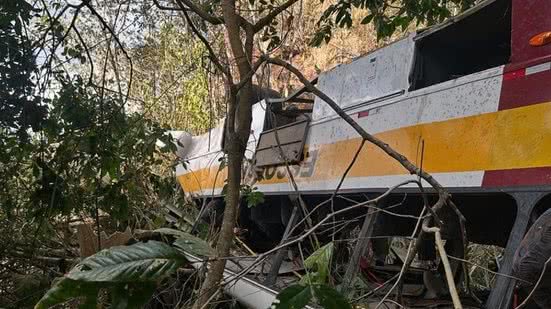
[192,1,255,307]
[192,139,244,308]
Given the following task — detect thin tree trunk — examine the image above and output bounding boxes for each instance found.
[193,1,256,307]
[193,142,244,308]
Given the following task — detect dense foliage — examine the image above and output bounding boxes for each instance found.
[312,0,476,44]
[133,23,215,134]
[0,2,183,306]
[0,0,45,141]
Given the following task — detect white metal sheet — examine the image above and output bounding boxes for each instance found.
[313,34,415,120]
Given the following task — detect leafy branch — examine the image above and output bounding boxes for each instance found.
[35,229,214,308]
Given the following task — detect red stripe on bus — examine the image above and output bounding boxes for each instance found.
[357,110,370,118]
[503,69,525,81]
[482,167,551,187]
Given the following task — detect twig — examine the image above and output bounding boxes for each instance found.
[331,139,366,200]
[234,235,256,256]
[226,180,419,288]
[71,25,94,85]
[337,195,428,221]
[354,274,400,301]
[447,255,532,285]
[381,299,405,308]
[83,2,133,105]
[182,10,230,78]
[423,226,463,309]
[153,0,185,11]
[253,0,299,32]
[375,206,426,308]
[174,0,224,25]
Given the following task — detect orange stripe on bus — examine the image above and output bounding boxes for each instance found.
[178,101,551,193]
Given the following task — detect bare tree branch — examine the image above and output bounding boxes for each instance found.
[423,225,463,309]
[181,10,231,78]
[72,25,94,85]
[253,0,298,32]
[174,0,224,24]
[447,255,532,285]
[83,2,133,105]
[265,57,471,307]
[264,57,447,195]
[153,0,185,11]
[234,56,266,91]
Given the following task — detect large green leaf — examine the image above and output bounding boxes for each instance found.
[68,240,186,282]
[300,242,334,285]
[271,284,352,309]
[153,227,197,238]
[168,230,215,257]
[312,285,352,309]
[36,241,184,308]
[151,227,215,256]
[272,284,312,309]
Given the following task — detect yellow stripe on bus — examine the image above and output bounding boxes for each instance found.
[178,101,551,193]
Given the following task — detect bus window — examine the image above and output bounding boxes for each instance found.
[255,116,310,167]
[410,0,512,90]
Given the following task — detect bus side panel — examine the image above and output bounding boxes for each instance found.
[511,0,551,62]
[482,26,551,188]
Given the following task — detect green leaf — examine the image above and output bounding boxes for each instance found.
[68,241,185,282]
[272,284,312,309]
[301,242,334,284]
[240,185,263,207]
[299,272,323,285]
[173,231,216,257]
[272,284,352,309]
[360,14,374,24]
[312,285,352,309]
[152,227,192,238]
[304,242,333,269]
[245,189,264,208]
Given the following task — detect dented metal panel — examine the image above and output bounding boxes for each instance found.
[312,34,415,120]
[255,119,309,167]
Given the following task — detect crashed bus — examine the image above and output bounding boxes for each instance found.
[174,0,551,307]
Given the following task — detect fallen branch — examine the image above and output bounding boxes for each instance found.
[9,250,77,266]
[263,57,448,196]
[423,225,463,309]
[375,201,427,308]
[225,180,419,288]
[447,255,531,285]
[264,57,469,304]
